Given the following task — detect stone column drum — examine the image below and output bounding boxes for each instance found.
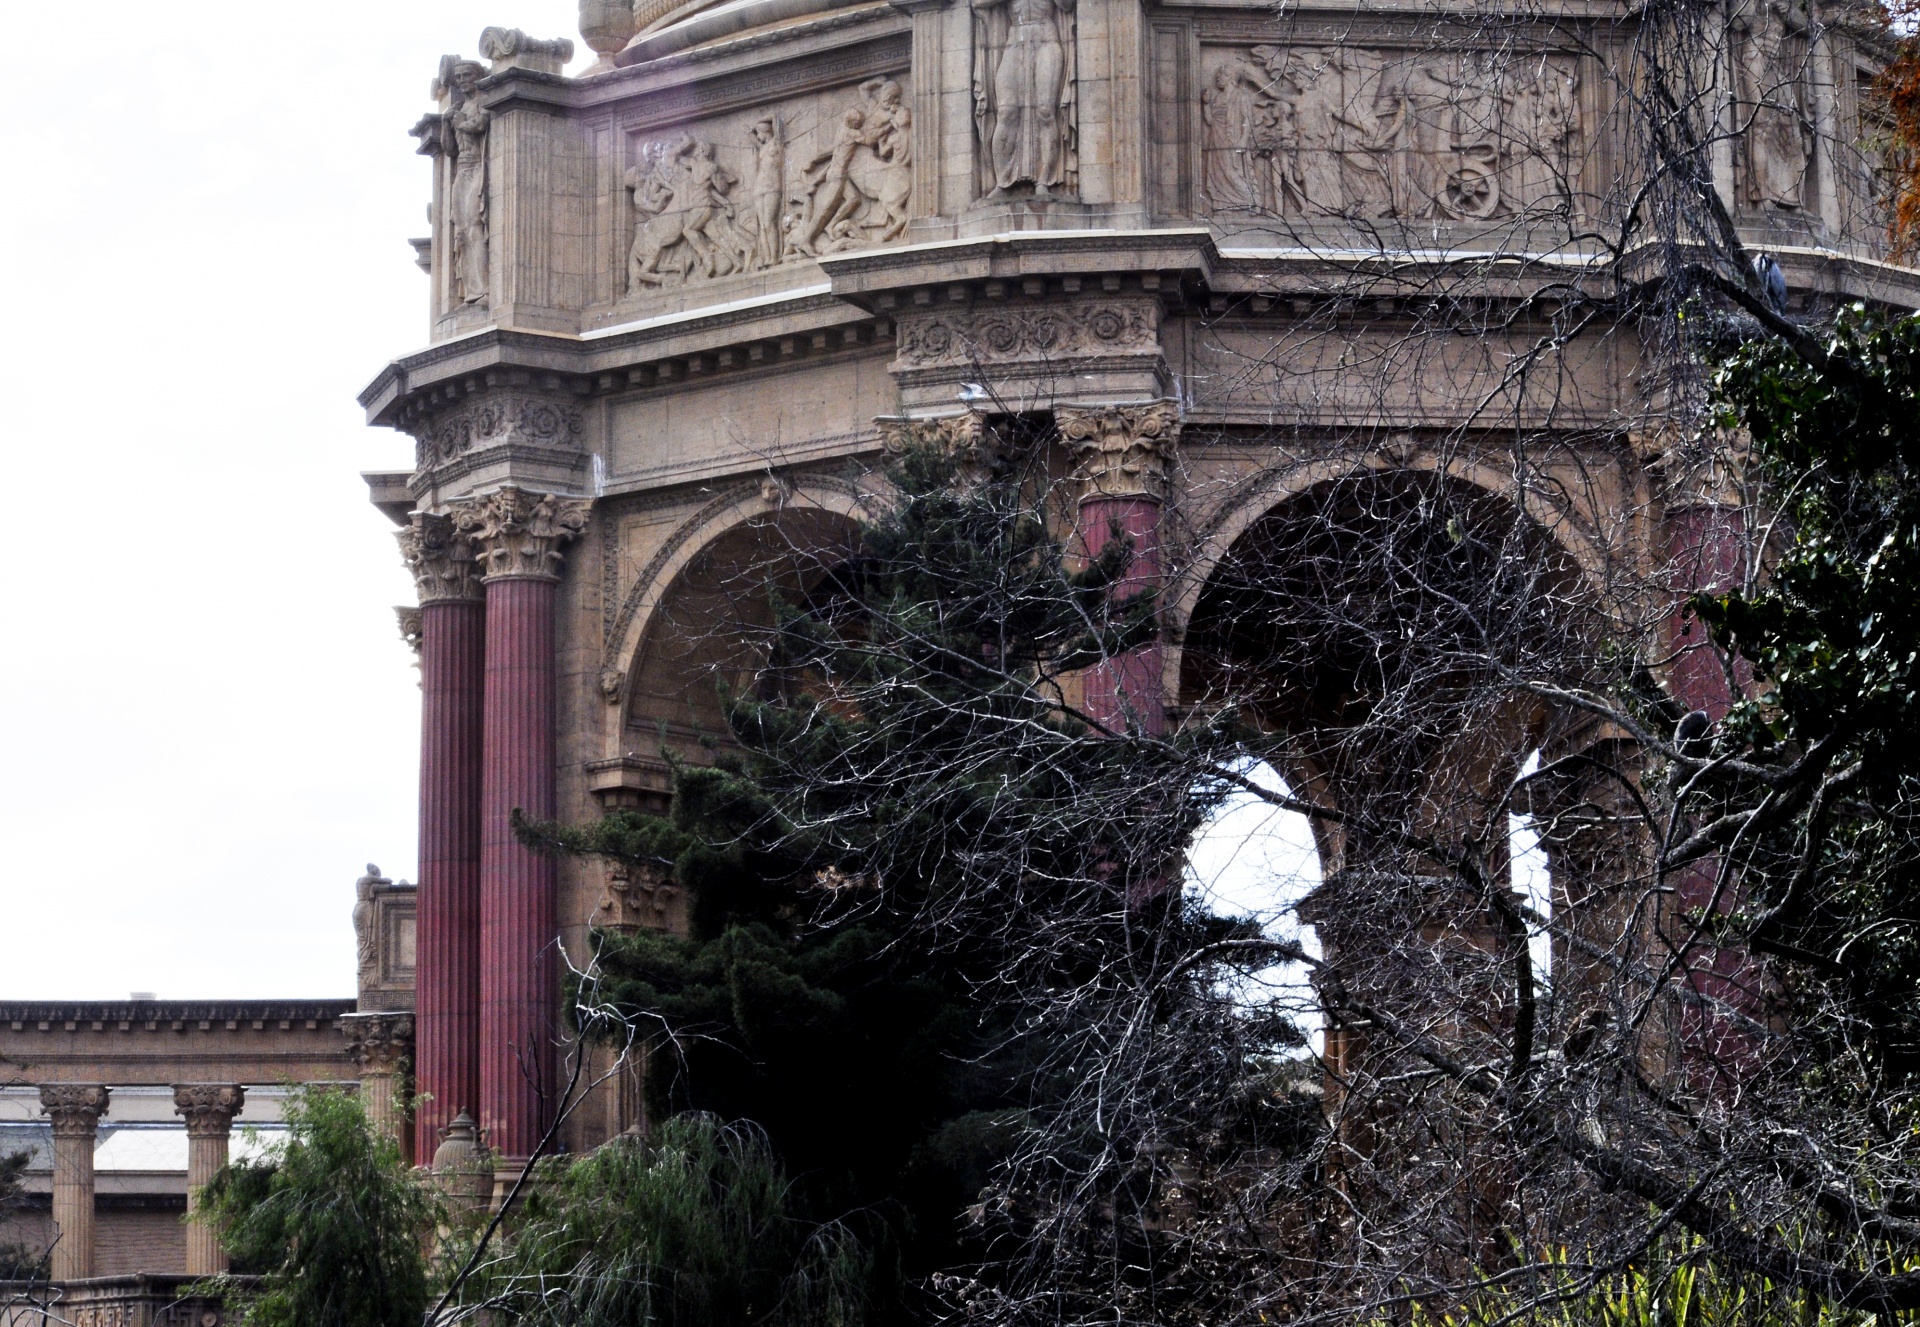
[398,515,486,1153]
[174,1084,245,1276]
[454,488,590,1161]
[1059,402,1183,737]
[39,1084,109,1282]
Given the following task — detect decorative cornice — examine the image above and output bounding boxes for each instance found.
[397,514,483,604]
[339,1012,416,1076]
[40,1084,110,1137]
[173,1084,246,1138]
[451,487,593,581]
[1058,400,1183,502]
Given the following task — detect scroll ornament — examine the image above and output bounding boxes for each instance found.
[1058,401,1182,502]
[397,514,483,604]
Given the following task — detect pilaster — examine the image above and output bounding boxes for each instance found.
[341,1012,417,1150]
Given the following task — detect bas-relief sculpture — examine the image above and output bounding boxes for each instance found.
[972,0,1078,198]
[625,78,912,294]
[1738,0,1812,210]
[1199,47,1580,222]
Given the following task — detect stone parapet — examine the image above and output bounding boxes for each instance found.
[0,1275,252,1327]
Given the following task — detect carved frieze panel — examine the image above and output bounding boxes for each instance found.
[894,300,1160,370]
[415,394,586,472]
[1197,45,1582,223]
[623,76,912,296]
[1735,1,1812,211]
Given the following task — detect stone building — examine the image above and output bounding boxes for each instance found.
[5,0,1919,1303]
[358,0,1920,1184]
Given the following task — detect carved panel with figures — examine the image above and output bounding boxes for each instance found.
[622,76,912,296]
[1196,45,1582,223]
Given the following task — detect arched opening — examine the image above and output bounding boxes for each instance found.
[624,510,863,757]
[1185,757,1326,1056]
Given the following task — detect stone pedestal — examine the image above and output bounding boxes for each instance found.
[340,1012,416,1150]
[174,1084,245,1277]
[1059,402,1181,736]
[453,488,589,1159]
[39,1084,109,1282]
[399,515,486,1155]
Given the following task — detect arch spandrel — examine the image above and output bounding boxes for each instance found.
[1163,440,1648,704]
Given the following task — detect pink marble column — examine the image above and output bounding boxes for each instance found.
[1665,502,1759,1071]
[1058,402,1183,737]
[454,489,590,1162]
[399,516,485,1156]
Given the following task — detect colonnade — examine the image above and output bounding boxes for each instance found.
[36,1083,246,1281]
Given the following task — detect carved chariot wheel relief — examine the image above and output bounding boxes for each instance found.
[1439,151,1501,220]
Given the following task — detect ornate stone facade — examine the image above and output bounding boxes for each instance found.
[355,0,1919,1166]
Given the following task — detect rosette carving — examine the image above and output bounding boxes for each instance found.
[451,487,593,581]
[397,513,483,604]
[1058,400,1182,502]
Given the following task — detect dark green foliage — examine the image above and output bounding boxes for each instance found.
[0,1148,47,1280]
[1696,307,1920,1078]
[196,1087,438,1327]
[470,1114,873,1327]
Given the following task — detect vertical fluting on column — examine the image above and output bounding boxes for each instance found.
[399,516,485,1157]
[174,1085,245,1276]
[453,489,590,1162]
[1059,402,1183,738]
[39,1085,108,1282]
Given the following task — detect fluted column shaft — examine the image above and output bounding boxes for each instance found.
[479,574,559,1159]
[40,1085,108,1282]
[175,1085,245,1276]
[454,488,590,1162]
[1077,495,1165,736]
[418,597,484,1152]
[400,516,486,1158]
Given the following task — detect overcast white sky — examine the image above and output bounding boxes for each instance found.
[0,1,588,999]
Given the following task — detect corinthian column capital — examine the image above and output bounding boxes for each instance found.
[340,1011,416,1075]
[398,513,483,603]
[1058,400,1182,502]
[450,487,592,581]
[173,1084,246,1138]
[39,1085,110,1137]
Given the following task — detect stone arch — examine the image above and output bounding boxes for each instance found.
[1163,445,1632,703]
[599,473,878,765]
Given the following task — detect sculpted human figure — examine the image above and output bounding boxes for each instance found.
[1504,59,1579,211]
[353,865,381,980]
[1739,0,1810,209]
[442,59,490,304]
[972,0,1076,198]
[1202,61,1261,212]
[746,116,787,269]
[857,78,913,242]
[626,136,745,289]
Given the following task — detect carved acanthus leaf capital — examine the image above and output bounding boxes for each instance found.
[173,1084,246,1138]
[450,487,592,582]
[340,1012,417,1077]
[40,1085,110,1137]
[877,411,993,485]
[398,514,483,604]
[1058,400,1182,502]
[396,606,425,655]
